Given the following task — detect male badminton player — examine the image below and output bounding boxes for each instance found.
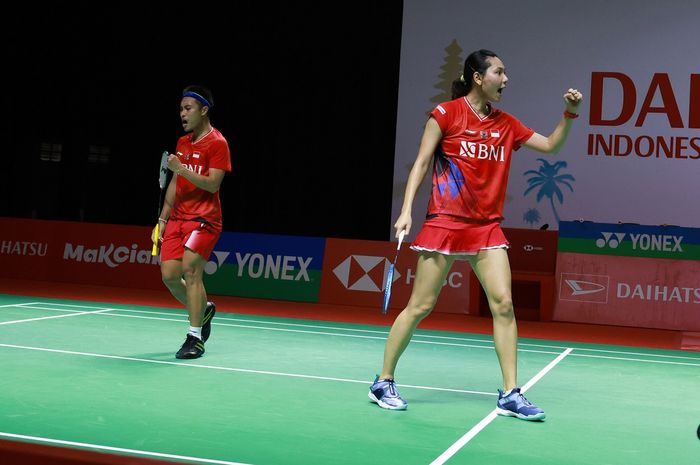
[368,49,582,420]
[152,85,232,359]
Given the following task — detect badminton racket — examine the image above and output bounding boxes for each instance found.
[151,151,169,256]
[382,230,406,314]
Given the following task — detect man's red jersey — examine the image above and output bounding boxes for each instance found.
[171,127,231,229]
[426,97,534,222]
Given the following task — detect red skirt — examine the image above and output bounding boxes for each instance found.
[410,215,509,258]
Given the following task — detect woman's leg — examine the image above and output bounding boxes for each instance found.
[468,248,545,420]
[468,248,517,391]
[380,251,456,379]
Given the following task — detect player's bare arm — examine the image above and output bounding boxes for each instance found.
[523,88,583,154]
[395,117,443,237]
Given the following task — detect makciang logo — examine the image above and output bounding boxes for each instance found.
[63,243,159,268]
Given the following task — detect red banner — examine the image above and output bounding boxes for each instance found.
[503,228,558,273]
[319,238,471,313]
[0,218,162,289]
[554,252,700,331]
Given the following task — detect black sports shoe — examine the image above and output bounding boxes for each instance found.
[202,301,216,343]
[175,334,205,359]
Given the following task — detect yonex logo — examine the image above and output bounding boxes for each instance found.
[596,231,684,253]
[596,232,626,249]
[204,251,230,275]
[234,253,312,281]
[333,255,400,292]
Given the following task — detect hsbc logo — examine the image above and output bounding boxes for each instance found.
[458,141,505,161]
[559,273,609,304]
[333,255,397,292]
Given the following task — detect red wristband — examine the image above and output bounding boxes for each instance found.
[564,110,579,119]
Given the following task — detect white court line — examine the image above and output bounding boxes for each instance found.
[93,312,563,356]
[24,302,700,356]
[0,302,42,308]
[569,352,700,367]
[569,346,700,361]
[0,432,252,465]
[14,302,700,362]
[0,308,114,326]
[429,348,573,465]
[0,343,496,397]
[16,302,125,311]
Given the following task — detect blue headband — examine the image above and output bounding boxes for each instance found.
[183,91,212,108]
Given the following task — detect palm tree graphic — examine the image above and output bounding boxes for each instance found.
[523,159,575,225]
[522,208,541,227]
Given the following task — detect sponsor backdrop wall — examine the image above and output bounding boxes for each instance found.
[0,218,471,313]
[0,218,162,289]
[3,218,697,330]
[204,232,326,303]
[555,221,700,331]
[394,0,700,239]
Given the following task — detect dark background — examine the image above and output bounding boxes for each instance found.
[2,3,403,240]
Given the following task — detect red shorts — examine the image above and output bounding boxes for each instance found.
[410,215,509,259]
[160,219,221,262]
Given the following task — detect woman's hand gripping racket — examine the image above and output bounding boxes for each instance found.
[382,230,406,314]
[151,151,169,256]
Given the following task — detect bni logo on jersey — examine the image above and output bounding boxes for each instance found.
[559,273,609,304]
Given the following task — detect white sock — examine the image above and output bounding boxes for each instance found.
[503,388,514,396]
[188,326,203,340]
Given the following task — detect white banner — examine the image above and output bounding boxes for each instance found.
[393,0,700,239]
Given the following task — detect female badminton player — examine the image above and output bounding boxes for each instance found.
[369,49,582,420]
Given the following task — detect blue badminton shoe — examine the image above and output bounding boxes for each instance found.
[368,376,407,410]
[496,388,545,421]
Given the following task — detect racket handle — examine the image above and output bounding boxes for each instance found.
[397,230,406,249]
[151,223,160,256]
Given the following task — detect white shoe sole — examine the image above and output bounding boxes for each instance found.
[496,407,545,421]
[368,391,407,410]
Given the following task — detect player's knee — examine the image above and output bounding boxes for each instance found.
[181,266,203,284]
[489,293,514,319]
[406,299,436,320]
[161,269,181,287]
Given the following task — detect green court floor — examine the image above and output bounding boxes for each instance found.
[1,294,698,464]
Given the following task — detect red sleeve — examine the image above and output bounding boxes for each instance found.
[429,103,451,134]
[509,114,535,151]
[209,140,232,172]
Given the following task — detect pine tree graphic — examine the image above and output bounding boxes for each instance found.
[430,40,463,105]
